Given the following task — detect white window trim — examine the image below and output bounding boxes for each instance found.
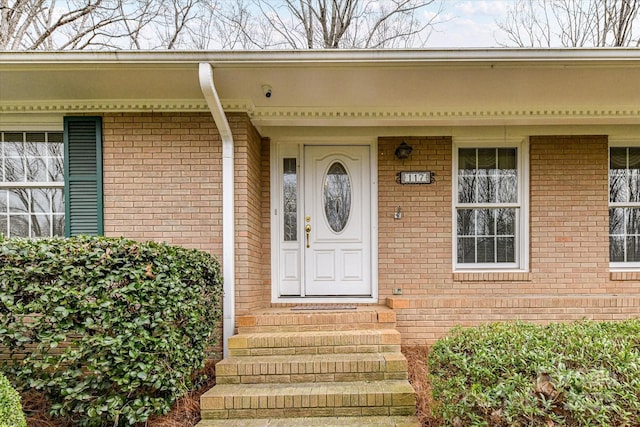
[609,139,640,271]
[452,137,529,272]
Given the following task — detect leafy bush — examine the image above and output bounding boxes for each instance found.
[429,320,640,426]
[0,372,26,427]
[0,235,223,426]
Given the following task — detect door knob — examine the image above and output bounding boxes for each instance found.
[305,224,311,248]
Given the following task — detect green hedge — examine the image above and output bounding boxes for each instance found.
[0,236,223,425]
[429,320,640,426]
[0,372,26,427]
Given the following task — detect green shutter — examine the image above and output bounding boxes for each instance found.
[64,117,103,236]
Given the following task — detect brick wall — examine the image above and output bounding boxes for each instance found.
[380,135,640,344]
[103,112,223,254]
[231,115,271,315]
[102,112,271,352]
[100,117,639,346]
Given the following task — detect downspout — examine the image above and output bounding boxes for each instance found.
[199,63,234,358]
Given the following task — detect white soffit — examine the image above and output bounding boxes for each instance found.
[1,49,639,127]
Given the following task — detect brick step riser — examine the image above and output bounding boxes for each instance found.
[229,344,401,357]
[237,322,397,334]
[218,371,408,384]
[201,382,416,420]
[202,406,417,420]
[216,354,408,384]
[229,330,400,352]
[197,415,421,427]
[236,310,397,332]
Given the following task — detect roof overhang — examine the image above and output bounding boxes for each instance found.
[1,49,640,135]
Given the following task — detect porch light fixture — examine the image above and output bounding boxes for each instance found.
[394,141,413,160]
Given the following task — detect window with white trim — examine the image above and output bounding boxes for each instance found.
[609,146,640,265]
[454,143,527,270]
[0,131,65,238]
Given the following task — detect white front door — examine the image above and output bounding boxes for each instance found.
[303,146,371,296]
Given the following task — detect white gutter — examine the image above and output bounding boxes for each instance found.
[3,48,640,67]
[198,63,234,358]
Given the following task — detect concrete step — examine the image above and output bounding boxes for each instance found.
[216,352,408,384]
[200,380,416,420]
[196,415,421,426]
[236,306,396,333]
[228,329,401,357]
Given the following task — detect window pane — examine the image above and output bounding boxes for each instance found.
[8,215,29,237]
[0,190,6,213]
[498,148,517,169]
[52,189,64,214]
[627,208,640,235]
[497,208,516,235]
[3,133,23,143]
[626,236,640,262]
[4,141,21,157]
[32,214,51,238]
[477,237,495,263]
[610,147,629,203]
[31,188,52,214]
[630,148,640,203]
[0,215,6,236]
[323,162,351,233]
[48,133,63,144]
[457,209,475,235]
[8,189,29,213]
[26,132,46,143]
[283,158,297,242]
[458,237,475,263]
[629,147,640,169]
[497,237,515,263]
[477,148,496,171]
[27,157,47,182]
[52,214,65,237]
[476,209,495,236]
[476,175,496,203]
[609,208,624,235]
[458,174,476,203]
[497,170,517,203]
[4,157,24,182]
[610,236,625,262]
[49,156,65,182]
[458,148,476,170]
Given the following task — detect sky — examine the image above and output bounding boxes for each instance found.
[426,0,512,47]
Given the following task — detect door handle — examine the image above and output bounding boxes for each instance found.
[305,224,311,248]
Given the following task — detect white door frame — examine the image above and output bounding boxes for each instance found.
[270,137,378,303]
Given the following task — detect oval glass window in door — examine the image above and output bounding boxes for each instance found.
[323,161,351,232]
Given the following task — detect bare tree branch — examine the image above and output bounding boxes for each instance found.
[496,0,640,47]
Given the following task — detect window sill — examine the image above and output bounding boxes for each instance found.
[453,272,532,282]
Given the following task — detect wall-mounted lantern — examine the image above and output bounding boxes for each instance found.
[394,141,413,160]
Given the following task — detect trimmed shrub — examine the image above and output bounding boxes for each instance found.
[429,320,640,426]
[0,372,26,427]
[0,236,223,426]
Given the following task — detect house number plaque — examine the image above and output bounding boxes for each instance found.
[396,171,434,185]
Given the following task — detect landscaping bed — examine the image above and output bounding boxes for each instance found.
[17,319,640,426]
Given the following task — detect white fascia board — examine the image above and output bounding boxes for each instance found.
[2,48,640,68]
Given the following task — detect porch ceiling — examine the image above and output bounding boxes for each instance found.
[1,49,640,131]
